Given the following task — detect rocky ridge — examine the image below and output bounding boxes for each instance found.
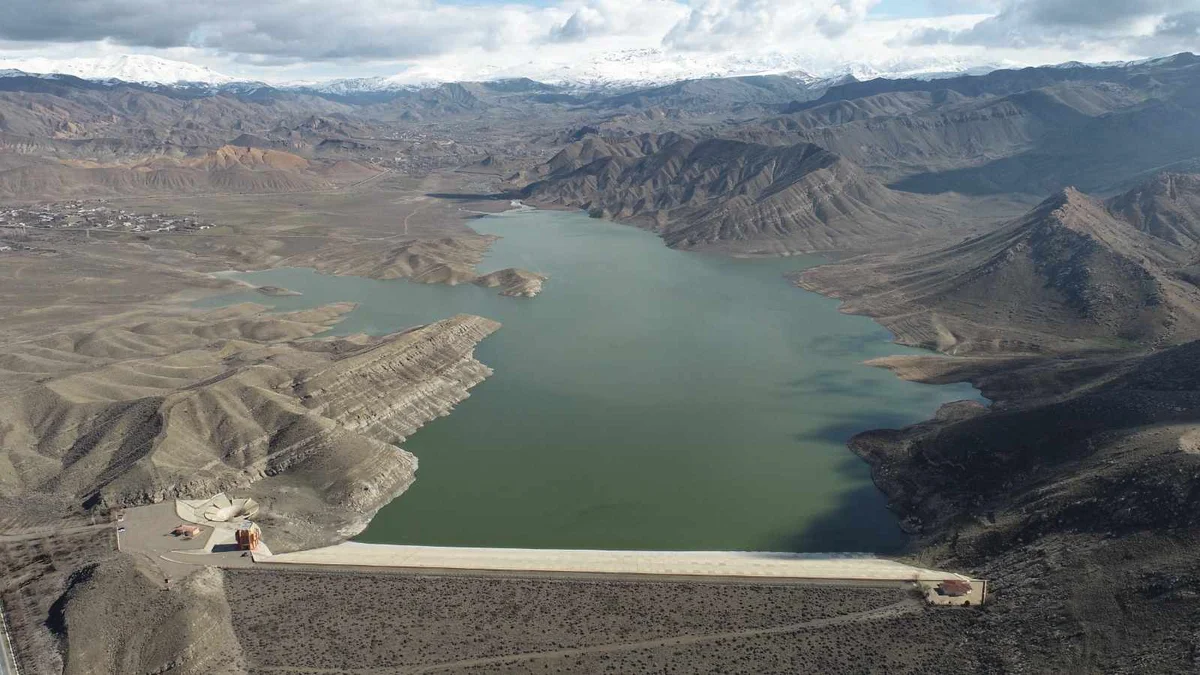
[54,561,246,675]
[0,305,500,551]
[280,235,548,297]
[797,182,1200,354]
[523,132,937,254]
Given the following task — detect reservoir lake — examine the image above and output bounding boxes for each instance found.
[201,208,980,553]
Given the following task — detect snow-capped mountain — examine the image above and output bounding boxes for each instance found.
[0,54,235,86]
[0,50,1175,95]
[294,77,424,95]
[294,49,1012,95]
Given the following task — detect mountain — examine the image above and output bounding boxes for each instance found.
[0,145,337,200]
[0,50,1046,94]
[0,54,235,86]
[793,53,1200,112]
[840,332,1200,673]
[2,51,1199,206]
[0,51,1191,107]
[298,48,1002,92]
[522,132,938,253]
[732,84,1140,184]
[591,74,839,113]
[798,185,1200,354]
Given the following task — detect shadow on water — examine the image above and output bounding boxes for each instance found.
[793,410,922,446]
[781,369,893,399]
[806,330,896,358]
[763,455,909,554]
[765,410,930,554]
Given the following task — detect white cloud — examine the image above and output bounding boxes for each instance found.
[550,0,687,43]
[912,0,1200,51]
[0,0,1194,84]
[663,0,881,50]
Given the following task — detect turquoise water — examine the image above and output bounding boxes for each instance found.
[200,209,979,552]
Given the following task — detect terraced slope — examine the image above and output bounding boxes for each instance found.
[0,305,500,551]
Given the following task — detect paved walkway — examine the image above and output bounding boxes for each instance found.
[0,606,17,675]
[259,543,969,582]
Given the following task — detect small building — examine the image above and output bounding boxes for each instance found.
[172,524,202,538]
[936,579,973,597]
[235,522,262,551]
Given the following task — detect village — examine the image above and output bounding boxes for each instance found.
[0,201,215,235]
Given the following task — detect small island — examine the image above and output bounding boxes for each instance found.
[472,267,548,298]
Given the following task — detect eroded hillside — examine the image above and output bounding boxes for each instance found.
[797,181,1200,354]
[0,304,498,551]
[523,133,946,253]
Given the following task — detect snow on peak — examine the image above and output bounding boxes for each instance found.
[0,54,235,86]
[321,49,1015,92]
[0,49,1153,94]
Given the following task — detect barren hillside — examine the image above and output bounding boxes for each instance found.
[0,305,500,552]
[1107,172,1200,249]
[798,185,1200,353]
[524,133,943,253]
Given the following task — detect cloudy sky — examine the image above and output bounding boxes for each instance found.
[0,0,1196,83]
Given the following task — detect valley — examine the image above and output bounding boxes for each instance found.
[1,51,1199,674]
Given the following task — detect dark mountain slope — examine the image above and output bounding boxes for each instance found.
[523,133,938,253]
[795,52,1200,111]
[1108,173,1200,249]
[840,337,1200,672]
[892,93,1200,195]
[742,87,1108,182]
[0,85,352,147]
[728,79,1157,189]
[594,74,828,113]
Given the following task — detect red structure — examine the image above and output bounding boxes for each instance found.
[235,522,261,551]
[937,579,973,597]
